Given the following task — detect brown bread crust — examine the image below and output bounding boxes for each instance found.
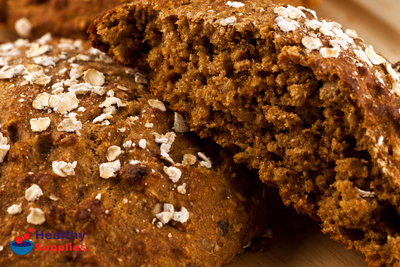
[88,1,400,266]
[2,0,320,40]
[0,35,268,266]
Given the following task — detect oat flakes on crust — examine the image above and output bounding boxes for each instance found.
[89,1,400,266]
[0,35,268,266]
[3,0,320,40]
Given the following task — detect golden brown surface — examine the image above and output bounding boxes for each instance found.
[89,1,400,266]
[0,0,6,23]
[0,23,17,43]
[0,36,269,266]
[2,0,320,40]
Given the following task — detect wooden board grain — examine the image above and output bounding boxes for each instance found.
[225,188,367,267]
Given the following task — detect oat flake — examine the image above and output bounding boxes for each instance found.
[172,112,189,133]
[7,203,22,215]
[106,145,122,161]
[30,117,51,132]
[274,6,305,20]
[182,154,197,166]
[301,36,322,51]
[57,114,82,134]
[148,99,166,111]
[356,188,375,198]
[0,66,15,79]
[26,43,51,58]
[320,47,340,59]
[53,92,79,114]
[99,160,121,179]
[173,207,189,223]
[198,152,212,168]
[25,184,43,202]
[220,16,237,26]
[0,132,10,163]
[226,1,245,8]
[52,161,77,177]
[27,208,46,225]
[15,18,32,38]
[163,166,182,183]
[275,16,298,32]
[138,139,147,149]
[365,47,386,65]
[84,69,105,86]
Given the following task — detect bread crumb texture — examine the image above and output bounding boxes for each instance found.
[0,35,268,266]
[88,1,400,266]
[4,0,321,40]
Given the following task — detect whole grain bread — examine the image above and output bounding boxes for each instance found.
[0,35,268,266]
[88,1,400,266]
[3,0,321,40]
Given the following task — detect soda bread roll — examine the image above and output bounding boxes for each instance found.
[88,1,400,266]
[3,0,320,40]
[0,35,268,266]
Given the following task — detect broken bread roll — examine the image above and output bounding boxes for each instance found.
[0,35,268,266]
[89,1,400,266]
[4,0,320,40]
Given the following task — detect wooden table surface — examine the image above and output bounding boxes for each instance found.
[226,188,367,267]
